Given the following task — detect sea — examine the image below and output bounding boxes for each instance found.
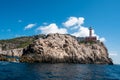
[0,61,120,80]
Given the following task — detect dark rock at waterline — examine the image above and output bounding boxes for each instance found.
[0,55,19,62]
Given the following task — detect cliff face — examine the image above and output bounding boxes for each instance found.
[20,33,113,64]
[0,48,23,57]
[0,48,23,62]
[0,34,45,62]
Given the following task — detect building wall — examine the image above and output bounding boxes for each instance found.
[85,37,97,42]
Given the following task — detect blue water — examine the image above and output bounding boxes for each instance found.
[0,61,120,80]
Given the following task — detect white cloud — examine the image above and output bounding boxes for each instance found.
[37,23,67,34]
[63,17,101,40]
[72,26,89,37]
[36,16,106,42]
[24,24,36,30]
[99,37,106,42]
[63,17,84,28]
[78,17,85,26]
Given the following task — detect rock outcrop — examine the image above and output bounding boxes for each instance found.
[0,48,23,57]
[0,48,23,62]
[20,33,113,64]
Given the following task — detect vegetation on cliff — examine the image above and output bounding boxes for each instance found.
[0,34,46,50]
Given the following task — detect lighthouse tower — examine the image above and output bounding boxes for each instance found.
[89,27,92,37]
[85,27,97,42]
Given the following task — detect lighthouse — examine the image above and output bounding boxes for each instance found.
[89,27,92,37]
[85,27,97,42]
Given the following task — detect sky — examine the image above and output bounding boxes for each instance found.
[0,0,120,64]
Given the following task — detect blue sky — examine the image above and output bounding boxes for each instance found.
[0,0,120,64]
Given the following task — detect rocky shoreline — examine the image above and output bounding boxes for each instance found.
[0,48,23,62]
[0,33,113,64]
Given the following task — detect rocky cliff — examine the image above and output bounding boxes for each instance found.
[0,48,23,57]
[20,33,113,64]
[0,48,23,62]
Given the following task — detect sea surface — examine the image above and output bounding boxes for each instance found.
[0,61,120,80]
